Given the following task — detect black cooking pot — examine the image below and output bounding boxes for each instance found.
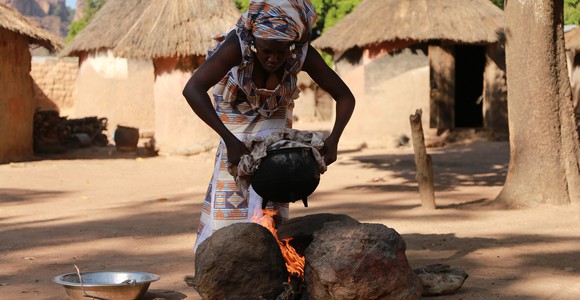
[251,147,320,209]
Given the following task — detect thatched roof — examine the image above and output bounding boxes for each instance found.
[62,0,239,59]
[565,27,580,50]
[0,3,61,51]
[312,0,504,52]
[60,0,150,57]
[114,0,239,59]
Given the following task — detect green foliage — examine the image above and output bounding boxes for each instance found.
[310,0,361,40]
[490,0,504,9]
[66,0,107,44]
[491,0,580,25]
[234,0,249,12]
[565,0,580,25]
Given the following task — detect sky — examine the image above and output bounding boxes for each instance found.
[65,0,76,9]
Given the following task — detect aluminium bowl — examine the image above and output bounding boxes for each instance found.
[52,270,160,300]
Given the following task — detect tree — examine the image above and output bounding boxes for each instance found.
[234,0,249,12]
[66,0,107,44]
[491,0,504,9]
[498,0,580,206]
[310,0,361,40]
[495,0,580,24]
[565,0,580,24]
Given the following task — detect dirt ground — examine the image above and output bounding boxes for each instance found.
[1,139,580,300]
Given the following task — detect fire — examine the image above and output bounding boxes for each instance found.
[252,209,305,280]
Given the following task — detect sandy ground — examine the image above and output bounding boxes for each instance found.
[1,140,580,300]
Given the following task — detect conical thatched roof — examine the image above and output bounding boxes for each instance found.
[114,0,239,59]
[312,0,504,52]
[61,0,240,59]
[60,0,150,56]
[565,27,580,50]
[0,3,61,51]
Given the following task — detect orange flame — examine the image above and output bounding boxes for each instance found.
[252,209,305,280]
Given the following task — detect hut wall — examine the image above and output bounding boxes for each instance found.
[153,57,218,155]
[363,40,418,65]
[566,50,580,114]
[31,56,78,116]
[337,44,432,148]
[334,47,364,78]
[483,43,508,133]
[364,45,428,95]
[429,44,456,129]
[293,73,333,123]
[0,29,35,163]
[73,50,155,136]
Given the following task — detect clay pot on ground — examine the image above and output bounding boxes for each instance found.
[114,125,139,152]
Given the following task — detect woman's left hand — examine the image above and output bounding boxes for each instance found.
[322,135,339,166]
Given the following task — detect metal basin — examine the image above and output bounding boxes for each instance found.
[52,271,160,300]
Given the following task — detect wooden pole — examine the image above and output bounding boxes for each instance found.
[410,109,436,209]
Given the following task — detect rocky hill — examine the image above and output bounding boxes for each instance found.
[1,0,72,38]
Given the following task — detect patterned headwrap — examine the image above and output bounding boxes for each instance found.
[209,0,318,117]
[241,0,318,43]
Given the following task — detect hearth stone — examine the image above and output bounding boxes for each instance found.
[304,222,422,300]
[193,222,288,300]
[277,213,360,256]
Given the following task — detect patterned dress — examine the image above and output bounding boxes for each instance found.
[194,27,310,251]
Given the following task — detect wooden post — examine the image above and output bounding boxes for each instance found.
[410,109,436,209]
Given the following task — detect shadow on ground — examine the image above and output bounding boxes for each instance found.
[343,142,509,192]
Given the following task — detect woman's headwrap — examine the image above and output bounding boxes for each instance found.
[240,0,318,43]
[206,0,318,118]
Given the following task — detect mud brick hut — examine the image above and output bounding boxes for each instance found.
[0,3,60,163]
[60,0,156,141]
[62,0,239,154]
[112,0,238,154]
[313,0,507,147]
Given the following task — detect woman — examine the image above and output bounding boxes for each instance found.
[183,0,355,250]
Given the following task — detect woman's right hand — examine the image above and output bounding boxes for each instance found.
[224,137,250,167]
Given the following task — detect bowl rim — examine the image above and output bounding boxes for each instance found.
[52,270,160,287]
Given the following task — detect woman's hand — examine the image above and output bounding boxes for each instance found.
[321,135,339,166]
[224,137,250,167]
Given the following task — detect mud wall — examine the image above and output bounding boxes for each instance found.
[0,29,35,163]
[31,56,78,116]
[73,50,155,137]
[152,57,218,155]
[335,44,432,149]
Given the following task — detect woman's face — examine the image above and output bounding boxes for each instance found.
[253,38,293,73]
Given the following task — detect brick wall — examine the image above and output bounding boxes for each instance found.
[31,56,78,116]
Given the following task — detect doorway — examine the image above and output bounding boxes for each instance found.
[454,45,486,128]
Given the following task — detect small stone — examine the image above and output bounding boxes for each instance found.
[414,264,468,296]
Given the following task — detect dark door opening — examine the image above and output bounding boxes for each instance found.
[454,45,486,128]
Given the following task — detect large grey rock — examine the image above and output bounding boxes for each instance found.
[193,223,288,300]
[304,223,422,300]
[277,213,360,256]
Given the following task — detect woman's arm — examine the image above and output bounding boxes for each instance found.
[182,31,248,165]
[302,45,356,165]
